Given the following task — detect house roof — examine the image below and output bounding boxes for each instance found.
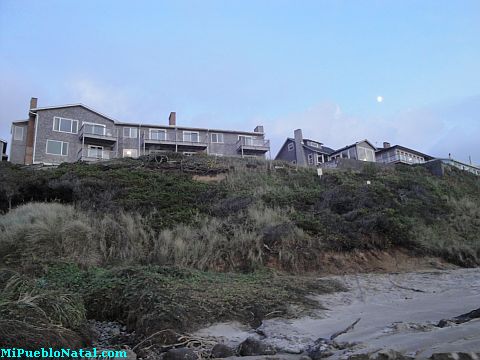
[376,144,434,160]
[0,138,7,143]
[330,139,376,155]
[12,119,29,125]
[275,137,334,160]
[30,104,120,123]
[29,103,263,136]
[303,142,335,154]
[287,137,333,152]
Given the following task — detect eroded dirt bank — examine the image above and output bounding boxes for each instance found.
[194,268,480,358]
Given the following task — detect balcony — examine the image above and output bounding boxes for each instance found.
[79,124,117,145]
[378,154,425,165]
[143,131,208,149]
[77,147,116,162]
[236,137,270,155]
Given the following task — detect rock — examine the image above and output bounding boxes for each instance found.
[307,338,335,360]
[162,348,197,360]
[437,319,456,328]
[211,343,235,358]
[238,337,276,356]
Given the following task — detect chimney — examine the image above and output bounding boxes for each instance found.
[383,142,391,149]
[29,97,38,110]
[169,112,176,126]
[294,129,307,166]
[25,97,38,165]
[254,125,264,133]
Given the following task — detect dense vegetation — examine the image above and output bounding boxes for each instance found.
[1,154,479,269]
[0,153,479,349]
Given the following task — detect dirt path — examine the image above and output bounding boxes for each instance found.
[194,268,480,357]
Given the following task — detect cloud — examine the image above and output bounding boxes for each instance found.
[263,101,390,155]
[0,69,42,147]
[67,79,135,121]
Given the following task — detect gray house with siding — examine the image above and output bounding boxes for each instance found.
[10,98,270,165]
[329,140,377,162]
[275,129,334,166]
[375,142,434,165]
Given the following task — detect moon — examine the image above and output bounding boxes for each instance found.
[376,96,384,103]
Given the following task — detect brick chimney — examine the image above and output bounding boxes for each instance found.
[294,129,307,166]
[169,112,176,126]
[383,142,391,149]
[25,97,38,164]
[29,97,38,110]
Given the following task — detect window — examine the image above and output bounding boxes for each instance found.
[183,131,199,142]
[211,133,224,143]
[46,140,68,156]
[84,123,105,136]
[123,127,138,138]
[88,145,104,159]
[287,142,294,151]
[348,148,357,160]
[239,135,253,145]
[123,149,138,158]
[150,129,166,141]
[13,126,24,141]
[317,154,324,164]
[358,146,375,161]
[53,117,78,134]
[308,153,314,165]
[308,141,319,148]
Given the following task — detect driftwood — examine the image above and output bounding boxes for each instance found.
[437,307,480,327]
[330,318,361,340]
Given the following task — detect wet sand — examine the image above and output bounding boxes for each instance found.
[194,268,480,357]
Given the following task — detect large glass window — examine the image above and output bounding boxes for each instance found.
[366,148,375,161]
[348,147,357,159]
[88,145,104,159]
[239,135,253,145]
[150,129,166,141]
[53,117,78,134]
[84,123,105,136]
[183,131,199,142]
[46,140,68,156]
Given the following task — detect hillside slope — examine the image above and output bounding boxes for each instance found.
[1,153,479,270]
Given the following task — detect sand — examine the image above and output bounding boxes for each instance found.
[194,268,480,357]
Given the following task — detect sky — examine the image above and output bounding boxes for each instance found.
[1,0,479,163]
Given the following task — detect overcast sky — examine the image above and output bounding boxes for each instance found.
[1,1,479,163]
